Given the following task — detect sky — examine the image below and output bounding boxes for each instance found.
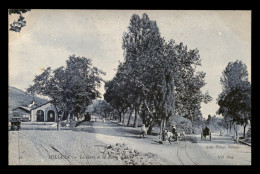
[8,10,251,118]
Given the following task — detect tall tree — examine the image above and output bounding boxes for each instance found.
[106,13,211,139]
[27,55,105,129]
[104,64,130,123]
[165,40,212,129]
[217,60,251,138]
[121,13,165,128]
[121,13,176,139]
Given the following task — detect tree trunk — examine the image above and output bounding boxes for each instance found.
[67,113,71,123]
[57,110,62,131]
[133,106,139,128]
[127,108,134,126]
[122,112,125,124]
[162,118,166,141]
[119,112,122,123]
[147,124,153,135]
[234,123,237,139]
[53,104,60,131]
[159,118,164,142]
[229,123,232,135]
[190,115,195,134]
[163,118,166,129]
[243,124,247,139]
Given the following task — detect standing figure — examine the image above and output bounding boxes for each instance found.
[162,128,167,141]
[171,125,178,141]
[220,130,223,136]
[234,131,238,144]
[165,129,174,144]
[140,124,147,138]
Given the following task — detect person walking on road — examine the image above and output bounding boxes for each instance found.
[140,124,147,138]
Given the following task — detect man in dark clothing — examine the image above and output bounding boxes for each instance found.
[171,125,178,141]
[204,126,209,134]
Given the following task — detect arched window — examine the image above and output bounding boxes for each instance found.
[47,110,55,122]
[36,110,44,122]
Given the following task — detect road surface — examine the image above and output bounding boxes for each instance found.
[8,117,251,165]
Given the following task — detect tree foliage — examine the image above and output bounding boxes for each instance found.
[104,13,211,136]
[9,9,31,32]
[92,100,114,118]
[27,55,105,118]
[217,60,251,137]
[166,41,212,124]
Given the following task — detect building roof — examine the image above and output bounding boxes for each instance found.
[13,106,31,113]
[30,101,52,111]
[13,101,52,112]
[13,100,60,113]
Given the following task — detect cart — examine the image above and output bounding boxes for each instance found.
[201,127,211,141]
[10,117,21,131]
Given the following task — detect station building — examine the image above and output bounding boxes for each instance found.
[12,101,60,122]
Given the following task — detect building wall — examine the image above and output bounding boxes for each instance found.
[31,103,58,122]
[13,108,30,120]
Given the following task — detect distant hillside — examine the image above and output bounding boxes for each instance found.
[8,86,49,119]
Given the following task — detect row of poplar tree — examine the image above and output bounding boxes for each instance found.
[103,13,212,137]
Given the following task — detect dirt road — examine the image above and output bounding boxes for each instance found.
[92,119,251,165]
[8,117,251,165]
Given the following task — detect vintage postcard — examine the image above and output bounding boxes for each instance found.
[8,9,251,165]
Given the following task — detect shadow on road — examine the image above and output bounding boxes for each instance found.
[18,120,237,146]
[74,120,156,141]
[191,134,236,145]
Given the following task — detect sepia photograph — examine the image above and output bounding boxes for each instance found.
[8,9,251,165]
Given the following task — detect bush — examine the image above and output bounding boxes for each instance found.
[168,116,193,134]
